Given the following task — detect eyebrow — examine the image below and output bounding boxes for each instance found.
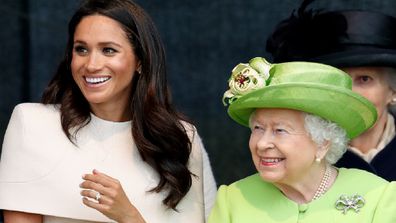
[251,119,296,130]
[273,122,295,129]
[73,40,122,48]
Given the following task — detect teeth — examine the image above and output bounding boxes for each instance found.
[85,76,110,84]
[262,158,283,163]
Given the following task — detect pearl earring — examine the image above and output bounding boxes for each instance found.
[315,157,321,163]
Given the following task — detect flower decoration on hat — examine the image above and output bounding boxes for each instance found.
[222,57,272,106]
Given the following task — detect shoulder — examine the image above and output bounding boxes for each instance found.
[6,103,61,137]
[371,181,396,222]
[212,174,279,217]
[217,174,274,199]
[180,120,204,153]
[180,121,205,172]
[12,102,59,119]
[0,103,69,182]
[336,171,396,221]
[180,120,198,139]
[6,103,61,133]
[335,168,390,201]
[338,168,388,185]
[228,174,273,191]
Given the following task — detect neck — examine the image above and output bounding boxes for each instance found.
[350,111,388,153]
[90,102,131,122]
[274,164,335,204]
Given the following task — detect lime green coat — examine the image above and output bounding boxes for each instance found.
[208,168,396,223]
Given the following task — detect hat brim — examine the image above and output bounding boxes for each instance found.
[313,48,396,68]
[228,83,377,139]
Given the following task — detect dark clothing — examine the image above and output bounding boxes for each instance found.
[335,136,396,181]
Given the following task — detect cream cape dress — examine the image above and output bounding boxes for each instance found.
[0,103,207,223]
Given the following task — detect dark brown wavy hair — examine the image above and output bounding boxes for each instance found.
[41,0,193,210]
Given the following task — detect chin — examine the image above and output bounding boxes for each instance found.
[258,170,282,183]
[83,94,108,104]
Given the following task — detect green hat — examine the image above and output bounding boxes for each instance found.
[222,57,377,139]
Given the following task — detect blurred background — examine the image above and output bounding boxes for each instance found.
[1,0,396,191]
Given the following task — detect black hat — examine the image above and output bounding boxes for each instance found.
[266,5,396,68]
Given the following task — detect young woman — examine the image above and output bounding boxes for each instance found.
[0,0,216,222]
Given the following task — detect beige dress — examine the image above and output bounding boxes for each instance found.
[0,103,209,223]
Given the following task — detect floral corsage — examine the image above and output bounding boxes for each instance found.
[222,57,272,106]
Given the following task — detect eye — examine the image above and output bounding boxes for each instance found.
[103,47,117,55]
[74,45,88,55]
[274,128,288,135]
[356,75,373,84]
[251,125,264,132]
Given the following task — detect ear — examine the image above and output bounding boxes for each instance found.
[316,140,330,161]
[136,60,142,74]
[389,91,396,105]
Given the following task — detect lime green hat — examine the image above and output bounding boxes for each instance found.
[222,57,377,139]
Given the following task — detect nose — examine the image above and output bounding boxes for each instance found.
[256,131,275,151]
[86,51,103,72]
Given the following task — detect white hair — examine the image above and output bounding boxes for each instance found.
[303,113,349,164]
[383,67,396,115]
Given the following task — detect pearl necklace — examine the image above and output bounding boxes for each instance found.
[312,165,332,201]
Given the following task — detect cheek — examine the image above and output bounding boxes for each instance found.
[352,85,371,100]
[70,63,79,82]
[352,86,384,108]
[248,135,257,153]
[369,90,392,112]
[114,59,136,78]
[248,136,260,163]
[112,58,128,69]
[289,142,316,165]
[71,56,82,78]
[115,51,137,71]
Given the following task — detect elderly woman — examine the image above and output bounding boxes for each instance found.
[208,57,396,222]
[266,1,396,181]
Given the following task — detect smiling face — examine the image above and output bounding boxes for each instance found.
[71,15,139,120]
[249,108,320,185]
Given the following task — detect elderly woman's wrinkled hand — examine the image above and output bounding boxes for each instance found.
[80,169,146,223]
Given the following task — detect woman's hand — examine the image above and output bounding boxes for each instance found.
[80,169,146,223]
